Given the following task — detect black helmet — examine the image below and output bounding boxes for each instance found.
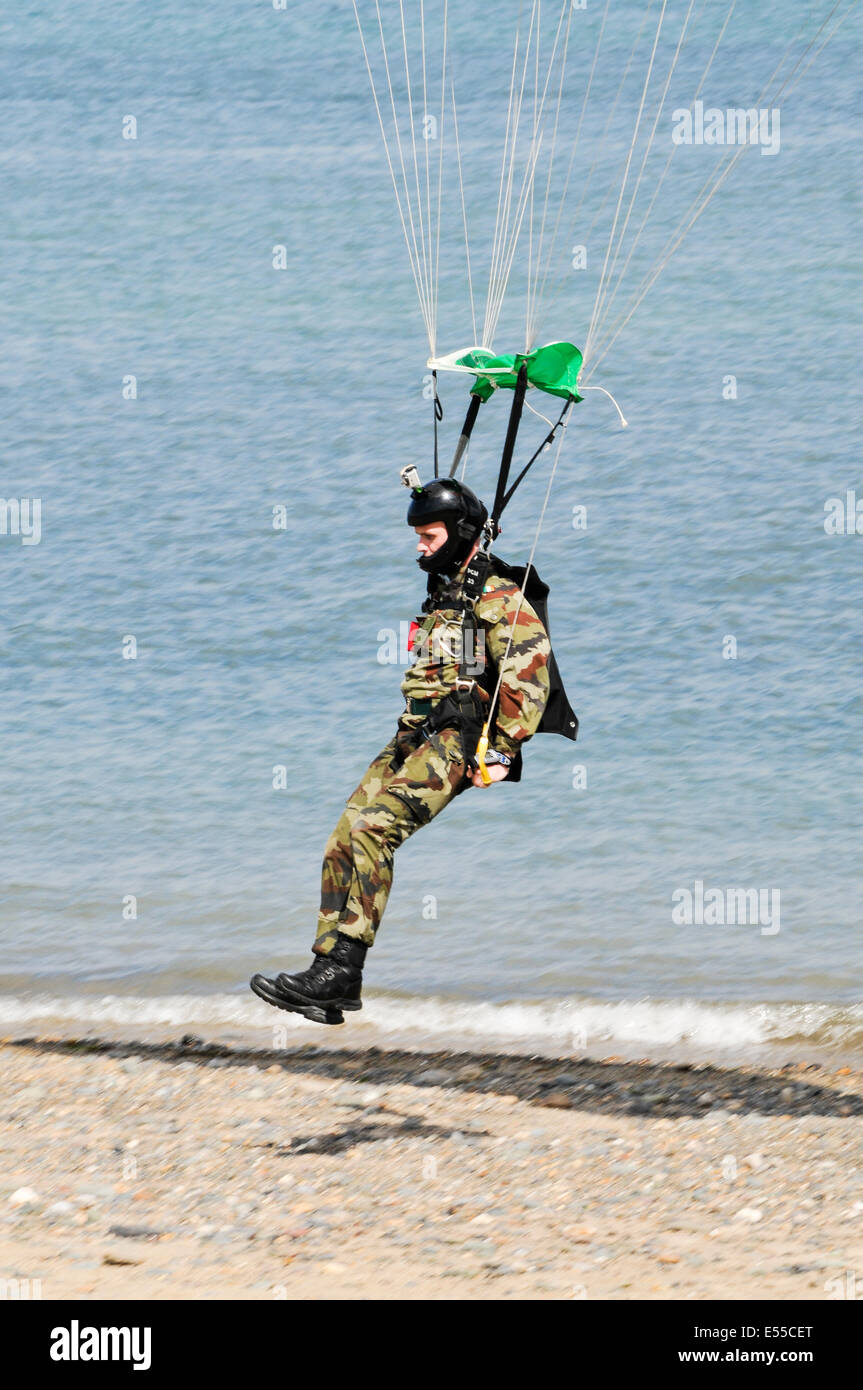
[406,477,488,573]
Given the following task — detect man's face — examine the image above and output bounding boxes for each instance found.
[413,522,448,560]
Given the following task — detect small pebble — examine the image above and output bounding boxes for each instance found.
[107,1224,164,1240]
[8,1188,40,1209]
[735,1207,763,1223]
[542,1091,573,1109]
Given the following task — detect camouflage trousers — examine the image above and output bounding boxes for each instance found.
[314,725,470,953]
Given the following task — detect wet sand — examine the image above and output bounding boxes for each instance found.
[2,1033,862,1300]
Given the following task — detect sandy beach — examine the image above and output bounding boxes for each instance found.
[2,1032,862,1301]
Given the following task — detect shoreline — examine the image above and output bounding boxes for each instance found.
[2,1032,863,1300]
[3,990,863,1074]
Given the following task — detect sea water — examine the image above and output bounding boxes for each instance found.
[0,1,860,1062]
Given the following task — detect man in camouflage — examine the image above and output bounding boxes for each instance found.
[250,476,552,1025]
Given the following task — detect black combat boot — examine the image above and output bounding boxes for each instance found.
[249,934,367,1027]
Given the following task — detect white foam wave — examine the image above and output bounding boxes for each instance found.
[1,992,862,1056]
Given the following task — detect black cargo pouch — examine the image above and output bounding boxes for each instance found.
[420,685,488,777]
[391,724,424,771]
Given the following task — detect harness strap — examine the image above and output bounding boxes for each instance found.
[416,548,493,775]
[420,685,489,774]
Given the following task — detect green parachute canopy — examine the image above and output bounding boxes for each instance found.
[428,340,583,403]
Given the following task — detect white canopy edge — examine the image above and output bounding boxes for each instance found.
[426,345,508,375]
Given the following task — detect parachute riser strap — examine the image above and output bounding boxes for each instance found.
[448,392,483,477]
[491,361,529,530]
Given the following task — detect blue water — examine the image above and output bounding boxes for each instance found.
[0,1,860,1057]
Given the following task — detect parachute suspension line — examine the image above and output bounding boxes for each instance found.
[398,0,433,353]
[583,0,670,368]
[523,2,566,349]
[486,2,570,347]
[537,0,656,339]
[526,0,573,351]
[576,0,661,256]
[501,399,570,512]
[589,0,844,372]
[587,0,850,376]
[524,398,556,431]
[585,150,757,379]
[432,0,449,355]
[533,0,611,338]
[375,0,434,344]
[586,0,699,358]
[450,80,477,346]
[419,0,433,348]
[418,0,449,355]
[486,0,568,345]
[584,0,852,380]
[526,0,539,355]
[763,0,853,104]
[485,131,545,347]
[577,385,628,430]
[585,0,734,356]
[485,0,539,349]
[352,0,434,351]
[480,401,573,740]
[511,2,572,349]
[485,0,529,350]
[777,0,860,102]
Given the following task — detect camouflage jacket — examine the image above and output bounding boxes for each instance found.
[399,562,551,756]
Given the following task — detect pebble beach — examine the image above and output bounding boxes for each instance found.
[3,1033,862,1301]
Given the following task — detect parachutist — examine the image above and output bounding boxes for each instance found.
[250,476,577,1025]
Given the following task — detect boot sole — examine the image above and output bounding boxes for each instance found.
[249,974,350,1027]
[275,977,363,1014]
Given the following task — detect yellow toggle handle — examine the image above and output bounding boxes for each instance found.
[475,722,492,785]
